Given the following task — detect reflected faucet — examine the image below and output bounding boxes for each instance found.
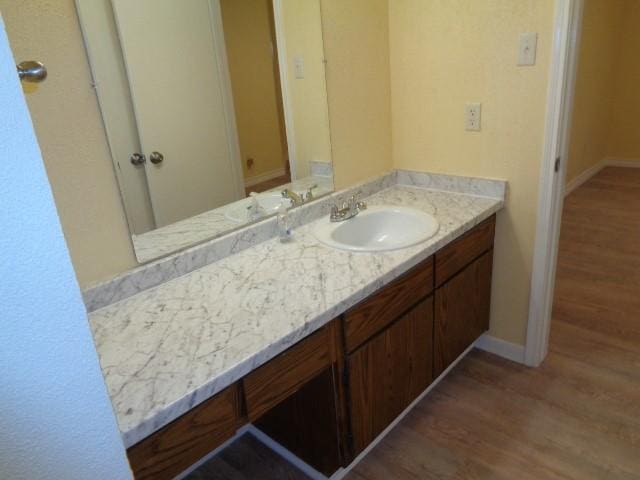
[282,189,304,207]
[282,184,318,207]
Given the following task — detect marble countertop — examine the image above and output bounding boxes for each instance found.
[89,180,504,448]
[132,175,333,263]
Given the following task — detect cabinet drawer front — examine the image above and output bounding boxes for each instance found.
[434,249,493,376]
[127,384,243,480]
[348,297,434,455]
[344,257,434,353]
[244,326,332,421]
[435,215,495,287]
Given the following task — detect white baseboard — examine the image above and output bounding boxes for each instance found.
[564,157,640,196]
[244,167,287,188]
[475,334,525,364]
[564,160,606,196]
[603,157,640,168]
[247,425,328,480]
[174,424,252,480]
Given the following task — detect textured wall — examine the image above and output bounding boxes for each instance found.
[0,0,138,288]
[607,0,640,161]
[321,0,393,189]
[282,0,333,179]
[566,0,626,183]
[0,16,131,479]
[220,0,288,180]
[389,0,556,345]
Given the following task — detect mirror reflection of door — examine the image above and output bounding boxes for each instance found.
[219,0,291,193]
[112,0,246,229]
[74,0,333,261]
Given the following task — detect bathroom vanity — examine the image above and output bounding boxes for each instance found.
[86,171,505,479]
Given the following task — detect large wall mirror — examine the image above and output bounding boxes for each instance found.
[76,0,334,263]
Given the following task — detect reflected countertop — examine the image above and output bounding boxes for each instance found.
[89,172,505,448]
[132,175,334,263]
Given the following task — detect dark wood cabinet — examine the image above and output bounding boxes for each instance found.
[254,367,343,476]
[347,297,434,455]
[434,249,493,376]
[127,384,244,480]
[127,216,496,479]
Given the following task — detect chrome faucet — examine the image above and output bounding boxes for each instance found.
[282,189,304,206]
[330,191,367,222]
[282,184,318,207]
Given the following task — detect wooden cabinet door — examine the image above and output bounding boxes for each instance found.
[434,249,493,376]
[347,297,434,455]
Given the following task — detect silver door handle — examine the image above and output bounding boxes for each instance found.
[130,153,146,166]
[150,152,164,165]
[17,61,47,83]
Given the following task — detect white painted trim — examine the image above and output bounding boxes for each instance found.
[564,158,640,196]
[247,426,328,480]
[525,0,584,367]
[564,159,606,196]
[207,0,246,201]
[243,167,287,188]
[604,157,640,168]
[475,334,525,364]
[272,0,299,181]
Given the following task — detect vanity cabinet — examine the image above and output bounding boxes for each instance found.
[126,216,496,479]
[348,297,434,454]
[127,384,245,480]
[433,217,495,376]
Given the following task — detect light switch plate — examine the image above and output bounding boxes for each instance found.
[465,103,482,131]
[518,32,538,66]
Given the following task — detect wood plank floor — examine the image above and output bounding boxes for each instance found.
[347,167,640,480]
[187,167,640,479]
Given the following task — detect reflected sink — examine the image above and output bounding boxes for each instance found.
[225,191,289,223]
[314,205,439,252]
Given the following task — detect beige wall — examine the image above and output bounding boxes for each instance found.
[0,0,393,288]
[607,0,640,161]
[389,0,556,345]
[567,0,640,184]
[0,0,138,288]
[220,0,287,181]
[321,0,393,189]
[282,0,332,179]
[566,0,626,183]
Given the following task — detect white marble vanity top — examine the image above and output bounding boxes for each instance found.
[89,172,505,448]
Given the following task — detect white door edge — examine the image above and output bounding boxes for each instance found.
[272,0,298,181]
[207,0,246,200]
[525,0,584,367]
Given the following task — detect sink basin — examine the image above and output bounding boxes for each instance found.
[314,205,439,252]
[225,191,289,223]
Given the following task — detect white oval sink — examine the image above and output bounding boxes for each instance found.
[225,192,288,223]
[314,205,439,252]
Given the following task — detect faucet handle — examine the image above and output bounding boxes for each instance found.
[305,184,318,201]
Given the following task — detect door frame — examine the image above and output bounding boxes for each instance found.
[524,0,584,367]
[207,0,246,200]
[271,0,298,181]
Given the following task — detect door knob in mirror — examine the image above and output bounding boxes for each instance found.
[150,151,164,165]
[130,153,146,166]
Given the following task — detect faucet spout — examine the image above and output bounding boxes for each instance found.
[282,189,304,207]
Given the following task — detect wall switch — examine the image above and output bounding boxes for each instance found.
[465,103,482,131]
[294,55,305,79]
[518,32,538,66]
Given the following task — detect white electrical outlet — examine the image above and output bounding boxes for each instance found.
[518,32,538,66]
[465,103,482,131]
